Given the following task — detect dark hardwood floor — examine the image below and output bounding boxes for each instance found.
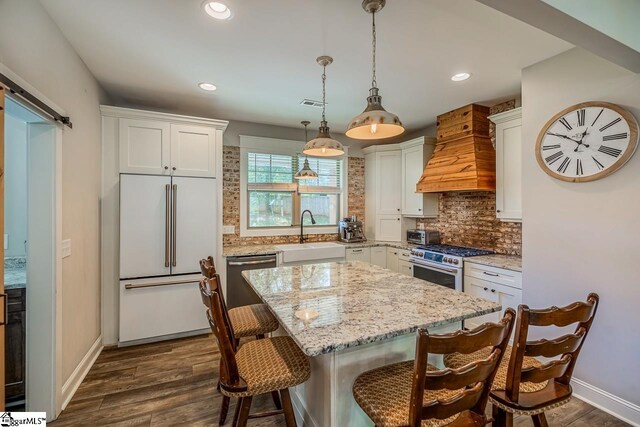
[51,334,629,426]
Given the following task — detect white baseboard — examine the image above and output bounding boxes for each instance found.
[572,377,640,427]
[61,335,103,410]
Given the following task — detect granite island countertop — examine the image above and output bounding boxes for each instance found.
[223,240,418,257]
[464,254,522,272]
[4,257,26,289]
[242,261,501,356]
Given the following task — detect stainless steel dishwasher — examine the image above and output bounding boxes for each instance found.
[226,254,277,309]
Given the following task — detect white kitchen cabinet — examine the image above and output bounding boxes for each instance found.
[463,263,522,331]
[119,118,171,175]
[375,151,402,215]
[376,215,402,242]
[398,260,413,276]
[489,108,522,222]
[346,247,371,263]
[170,125,218,177]
[400,138,438,217]
[370,247,387,268]
[386,247,400,272]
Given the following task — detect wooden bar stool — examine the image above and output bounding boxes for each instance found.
[206,287,310,427]
[199,275,282,425]
[444,293,599,427]
[352,309,516,427]
[199,257,279,343]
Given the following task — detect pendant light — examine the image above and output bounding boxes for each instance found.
[346,0,404,140]
[295,121,319,180]
[303,56,345,157]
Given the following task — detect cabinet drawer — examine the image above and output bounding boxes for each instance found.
[346,247,371,263]
[398,249,412,261]
[119,275,209,344]
[464,262,522,290]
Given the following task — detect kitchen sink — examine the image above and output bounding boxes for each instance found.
[275,242,346,264]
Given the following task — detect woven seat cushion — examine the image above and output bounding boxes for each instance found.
[353,361,464,427]
[443,346,547,393]
[228,303,279,338]
[225,336,310,397]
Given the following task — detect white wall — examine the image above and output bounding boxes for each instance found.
[4,114,28,257]
[0,0,107,385]
[522,48,640,405]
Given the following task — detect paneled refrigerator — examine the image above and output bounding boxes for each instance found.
[118,174,216,344]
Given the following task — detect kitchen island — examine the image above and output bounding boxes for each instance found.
[242,261,501,426]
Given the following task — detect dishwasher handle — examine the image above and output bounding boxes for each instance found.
[228,258,276,266]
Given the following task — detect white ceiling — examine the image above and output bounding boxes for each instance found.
[41,0,572,132]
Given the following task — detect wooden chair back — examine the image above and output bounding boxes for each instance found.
[409,309,516,426]
[199,275,236,349]
[199,255,216,279]
[205,287,247,393]
[504,293,599,402]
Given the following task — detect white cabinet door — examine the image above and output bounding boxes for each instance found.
[376,215,401,242]
[494,111,522,221]
[463,276,500,330]
[402,144,438,217]
[170,125,217,177]
[119,118,171,175]
[120,174,172,278]
[386,247,399,272]
[346,247,371,263]
[494,282,522,321]
[398,260,413,276]
[370,247,387,268]
[171,177,217,275]
[376,151,402,215]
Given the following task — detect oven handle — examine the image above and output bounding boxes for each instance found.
[411,260,459,275]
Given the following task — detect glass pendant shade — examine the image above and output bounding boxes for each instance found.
[294,157,318,180]
[303,121,344,157]
[346,87,404,140]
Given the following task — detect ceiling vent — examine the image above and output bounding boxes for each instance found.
[300,99,325,108]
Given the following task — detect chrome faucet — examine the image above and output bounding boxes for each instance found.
[300,210,316,244]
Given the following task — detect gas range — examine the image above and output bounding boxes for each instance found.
[410,244,494,269]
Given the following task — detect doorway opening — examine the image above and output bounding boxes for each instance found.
[4,95,61,417]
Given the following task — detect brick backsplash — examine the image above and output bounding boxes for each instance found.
[417,191,522,255]
[222,146,364,247]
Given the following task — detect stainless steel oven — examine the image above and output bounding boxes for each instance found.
[411,259,462,292]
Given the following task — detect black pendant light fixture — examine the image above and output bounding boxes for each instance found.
[295,121,319,180]
[346,0,405,140]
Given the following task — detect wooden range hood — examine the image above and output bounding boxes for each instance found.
[417,104,496,193]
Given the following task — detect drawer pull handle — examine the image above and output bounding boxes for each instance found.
[483,271,499,277]
[491,289,496,293]
[483,287,488,291]
[352,249,363,253]
[125,280,194,290]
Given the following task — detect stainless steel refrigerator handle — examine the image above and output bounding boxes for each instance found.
[228,259,276,266]
[165,184,170,267]
[125,279,194,290]
[172,184,177,267]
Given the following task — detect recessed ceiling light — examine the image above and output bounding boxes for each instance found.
[451,72,471,82]
[198,82,217,91]
[203,1,232,20]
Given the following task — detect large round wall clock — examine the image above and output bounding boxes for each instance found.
[535,101,638,182]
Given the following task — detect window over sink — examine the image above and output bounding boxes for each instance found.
[240,136,348,237]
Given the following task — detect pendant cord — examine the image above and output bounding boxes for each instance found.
[322,64,327,123]
[371,11,377,89]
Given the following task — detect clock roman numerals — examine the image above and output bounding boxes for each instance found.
[558,117,572,131]
[542,144,561,151]
[591,108,604,126]
[592,156,605,170]
[557,157,571,173]
[577,109,586,126]
[576,159,583,176]
[545,151,564,165]
[598,145,622,157]
[602,132,628,141]
[599,117,621,132]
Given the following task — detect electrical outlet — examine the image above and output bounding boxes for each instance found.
[222,225,235,235]
[62,239,71,258]
[3,234,7,250]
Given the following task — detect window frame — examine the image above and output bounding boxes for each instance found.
[239,135,348,237]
